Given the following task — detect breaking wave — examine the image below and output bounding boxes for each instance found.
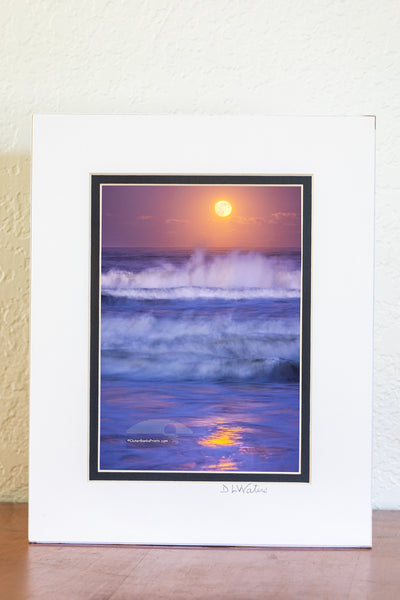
[101,313,300,383]
[101,249,300,300]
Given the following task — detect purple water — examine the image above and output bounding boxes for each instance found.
[99,248,301,474]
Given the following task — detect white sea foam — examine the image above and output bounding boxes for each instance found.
[103,287,299,300]
[101,250,300,299]
[102,314,299,345]
[101,313,300,382]
[101,250,301,382]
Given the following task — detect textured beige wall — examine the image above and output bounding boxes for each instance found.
[1,0,400,506]
[0,155,30,500]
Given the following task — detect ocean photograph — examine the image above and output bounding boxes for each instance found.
[94,180,309,478]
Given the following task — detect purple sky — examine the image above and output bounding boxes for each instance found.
[101,184,301,249]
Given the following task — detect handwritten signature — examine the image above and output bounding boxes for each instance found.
[220,483,268,495]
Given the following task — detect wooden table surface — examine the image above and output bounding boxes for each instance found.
[0,504,399,599]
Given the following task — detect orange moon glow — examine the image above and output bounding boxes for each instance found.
[214,200,232,217]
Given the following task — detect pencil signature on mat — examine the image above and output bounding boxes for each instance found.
[220,483,268,495]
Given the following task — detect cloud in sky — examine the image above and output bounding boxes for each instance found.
[166,218,188,225]
[137,215,153,220]
[232,216,266,225]
[269,212,298,225]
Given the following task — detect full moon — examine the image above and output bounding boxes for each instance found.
[214,200,232,217]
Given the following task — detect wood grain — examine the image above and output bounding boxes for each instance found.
[0,505,399,599]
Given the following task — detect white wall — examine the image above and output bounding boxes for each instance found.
[1,0,399,507]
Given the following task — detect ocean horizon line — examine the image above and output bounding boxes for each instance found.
[102,245,301,252]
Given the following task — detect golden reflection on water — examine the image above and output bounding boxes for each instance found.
[198,426,243,448]
[208,458,238,471]
[197,424,248,471]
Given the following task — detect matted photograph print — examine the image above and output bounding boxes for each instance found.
[90,175,311,482]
